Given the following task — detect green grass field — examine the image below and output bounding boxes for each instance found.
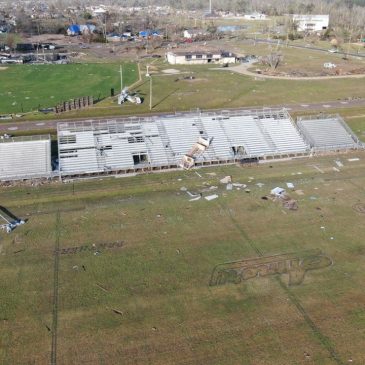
[0,63,138,114]
[1,152,365,364]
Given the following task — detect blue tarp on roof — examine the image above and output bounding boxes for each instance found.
[139,30,161,37]
[68,24,95,35]
[68,24,80,34]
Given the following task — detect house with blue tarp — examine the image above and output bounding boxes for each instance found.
[67,24,96,36]
[139,30,161,38]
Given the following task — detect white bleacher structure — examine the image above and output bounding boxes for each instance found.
[57,108,309,177]
[0,135,52,181]
[297,115,363,152]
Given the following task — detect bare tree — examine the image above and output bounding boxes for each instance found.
[261,52,283,69]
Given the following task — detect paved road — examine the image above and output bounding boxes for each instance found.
[1,99,365,133]
[226,63,365,80]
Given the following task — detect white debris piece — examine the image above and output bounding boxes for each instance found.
[348,158,360,162]
[180,187,187,191]
[205,194,219,201]
[220,176,232,184]
[256,182,265,188]
[195,171,202,178]
[186,191,199,197]
[286,182,295,189]
[271,187,286,197]
[335,160,343,167]
[232,183,246,188]
[189,196,201,202]
[333,167,340,172]
[226,184,233,191]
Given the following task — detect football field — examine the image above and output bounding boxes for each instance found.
[0,152,365,364]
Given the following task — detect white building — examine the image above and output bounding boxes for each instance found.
[166,51,236,65]
[292,14,329,32]
[183,29,206,39]
[244,13,267,20]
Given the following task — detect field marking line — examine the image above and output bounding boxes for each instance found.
[276,277,345,365]
[128,62,142,90]
[51,211,61,365]
[219,202,344,365]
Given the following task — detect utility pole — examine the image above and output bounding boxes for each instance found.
[149,75,152,111]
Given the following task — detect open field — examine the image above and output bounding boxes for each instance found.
[1,152,365,364]
[0,63,138,114]
[9,62,364,122]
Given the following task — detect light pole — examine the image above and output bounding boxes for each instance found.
[119,64,123,92]
[149,75,152,111]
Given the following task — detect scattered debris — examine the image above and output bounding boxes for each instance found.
[72,265,79,270]
[111,308,123,316]
[220,176,232,184]
[261,196,268,200]
[180,187,187,191]
[0,207,26,234]
[348,158,360,162]
[333,167,340,172]
[13,249,25,254]
[195,171,203,178]
[312,165,324,173]
[180,137,213,169]
[309,196,318,200]
[96,283,109,292]
[283,199,298,211]
[232,183,246,188]
[226,184,233,191]
[206,172,217,176]
[286,182,294,189]
[271,187,286,197]
[189,196,201,202]
[295,190,304,195]
[256,182,265,188]
[205,194,219,201]
[335,160,343,167]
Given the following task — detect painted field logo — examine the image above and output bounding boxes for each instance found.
[209,250,332,286]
